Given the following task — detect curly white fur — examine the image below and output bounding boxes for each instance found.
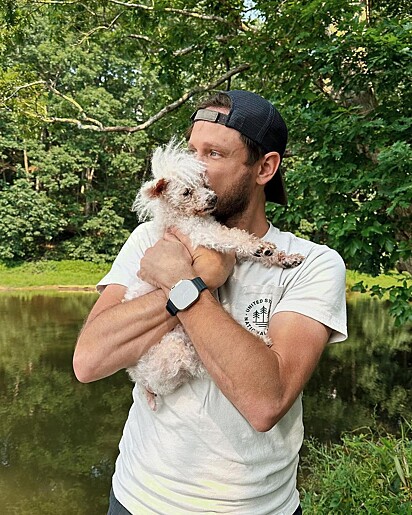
[125,139,304,410]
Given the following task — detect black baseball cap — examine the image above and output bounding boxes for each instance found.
[191,90,288,205]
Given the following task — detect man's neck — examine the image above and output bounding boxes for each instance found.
[225,202,270,237]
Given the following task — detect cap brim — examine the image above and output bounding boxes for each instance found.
[264,168,287,205]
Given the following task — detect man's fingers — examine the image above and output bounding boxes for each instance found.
[163,231,180,242]
[165,227,194,254]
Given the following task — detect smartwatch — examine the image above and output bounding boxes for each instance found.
[166,277,207,316]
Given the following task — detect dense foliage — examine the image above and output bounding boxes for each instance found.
[0,1,411,320]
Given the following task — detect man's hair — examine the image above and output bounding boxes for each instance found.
[187,92,266,166]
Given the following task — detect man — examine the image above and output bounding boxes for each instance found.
[73,90,347,514]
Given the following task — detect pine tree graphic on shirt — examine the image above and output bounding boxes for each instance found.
[252,305,269,328]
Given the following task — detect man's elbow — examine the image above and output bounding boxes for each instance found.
[72,348,96,383]
[250,414,279,433]
[248,400,287,433]
[73,360,91,383]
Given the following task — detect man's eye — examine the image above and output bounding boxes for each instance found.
[183,189,191,197]
[210,150,220,157]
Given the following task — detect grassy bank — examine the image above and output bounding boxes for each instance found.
[0,260,408,291]
[0,260,111,289]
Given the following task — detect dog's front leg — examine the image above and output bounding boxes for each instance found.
[191,222,304,269]
[250,241,305,269]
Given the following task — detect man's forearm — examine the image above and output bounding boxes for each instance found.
[177,290,281,431]
[73,287,178,382]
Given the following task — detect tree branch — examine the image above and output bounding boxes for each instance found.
[32,0,100,16]
[34,0,253,36]
[107,1,226,22]
[128,34,232,57]
[173,45,196,57]
[33,1,79,3]
[77,11,125,45]
[45,84,104,128]
[1,81,46,104]
[10,64,250,132]
[100,63,251,132]
[128,34,152,43]
[128,36,197,57]
[106,0,252,31]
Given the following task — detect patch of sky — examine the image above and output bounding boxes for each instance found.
[243,0,266,22]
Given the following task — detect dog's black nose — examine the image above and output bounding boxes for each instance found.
[208,196,218,207]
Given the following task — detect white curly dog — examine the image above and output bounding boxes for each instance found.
[125,139,304,410]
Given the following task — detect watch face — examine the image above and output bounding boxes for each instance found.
[169,280,199,310]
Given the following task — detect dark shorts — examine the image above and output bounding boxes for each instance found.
[107,488,132,515]
[107,487,302,514]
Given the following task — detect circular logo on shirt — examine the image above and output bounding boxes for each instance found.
[244,297,272,336]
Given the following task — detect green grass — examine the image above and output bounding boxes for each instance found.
[0,260,111,289]
[300,423,412,513]
[346,269,411,291]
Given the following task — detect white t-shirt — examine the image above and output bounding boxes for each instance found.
[98,222,347,515]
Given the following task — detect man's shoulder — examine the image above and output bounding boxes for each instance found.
[129,220,157,236]
[126,220,159,245]
[95,221,159,292]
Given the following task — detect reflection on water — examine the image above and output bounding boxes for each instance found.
[0,291,411,514]
[304,296,412,442]
[0,292,131,515]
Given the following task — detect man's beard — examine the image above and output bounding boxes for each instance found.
[213,169,252,226]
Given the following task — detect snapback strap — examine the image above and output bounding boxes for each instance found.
[191,109,229,126]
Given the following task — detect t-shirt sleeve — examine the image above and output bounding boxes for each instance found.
[273,246,348,343]
[96,222,157,293]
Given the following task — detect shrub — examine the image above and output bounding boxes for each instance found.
[54,199,130,263]
[0,179,66,261]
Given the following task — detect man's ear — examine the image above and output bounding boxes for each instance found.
[256,152,281,187]
[142,178,169,199]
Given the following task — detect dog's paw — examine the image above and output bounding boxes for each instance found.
[252,242,278,258]
[257,250,305,268]
[277,252,305,268]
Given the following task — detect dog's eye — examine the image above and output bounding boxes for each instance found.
[182,188,191,197]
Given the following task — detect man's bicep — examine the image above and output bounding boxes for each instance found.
[268,311,331,401]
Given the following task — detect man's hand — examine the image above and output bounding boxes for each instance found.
[139,228,235,293]
[138,233,194,292]
[168,227,235,291]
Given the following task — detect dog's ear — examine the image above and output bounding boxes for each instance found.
[142,178,169,199]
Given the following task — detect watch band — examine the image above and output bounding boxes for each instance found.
[191,276,208,292]
[166,277,207,316]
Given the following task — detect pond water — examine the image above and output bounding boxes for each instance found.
[0,291,411,514]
